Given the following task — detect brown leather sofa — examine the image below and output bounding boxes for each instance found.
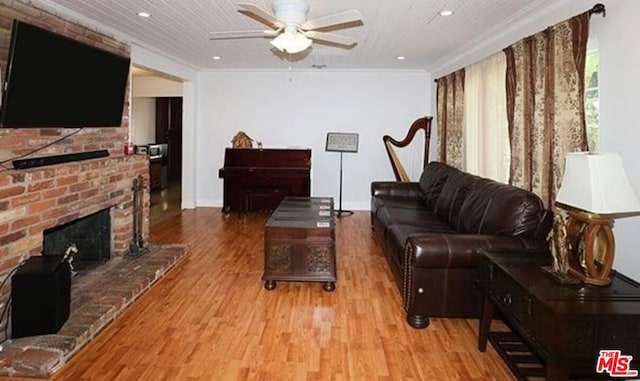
[371,162,552,328]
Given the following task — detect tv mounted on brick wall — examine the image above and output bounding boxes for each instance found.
[0,20,130,128]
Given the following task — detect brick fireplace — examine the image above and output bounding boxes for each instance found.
[0,2,150,341]
[43,205,111,273]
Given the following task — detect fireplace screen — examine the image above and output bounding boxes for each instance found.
[43,208,111,274]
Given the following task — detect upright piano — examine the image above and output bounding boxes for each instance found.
[218,148,311,213]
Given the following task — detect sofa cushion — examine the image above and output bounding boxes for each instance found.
[418,162,455,211]
[386,223,456,268]
[405,233,546,269]
[434,171,480,228]
[458,180,549,239]
[373,195,425,212]
[376,206,450,229]
[370,181,422,219]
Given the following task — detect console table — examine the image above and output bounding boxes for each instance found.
[477,249,640,381]
[263,197,336,292]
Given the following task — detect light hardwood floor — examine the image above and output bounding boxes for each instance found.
[29,208,515,380]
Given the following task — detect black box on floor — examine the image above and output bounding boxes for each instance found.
[11,255,71,338]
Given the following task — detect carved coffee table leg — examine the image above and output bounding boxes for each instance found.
[323,282,335,292]
[264,280,276,290]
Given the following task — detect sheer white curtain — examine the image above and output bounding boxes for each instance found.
[464,52,510,183]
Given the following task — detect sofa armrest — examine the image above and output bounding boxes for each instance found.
[405,234,549,269]
[371,181,421,198]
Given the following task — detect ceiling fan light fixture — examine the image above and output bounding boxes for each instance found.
[270,29,312,54]
[217,2,363,53]
[272,0,309,24]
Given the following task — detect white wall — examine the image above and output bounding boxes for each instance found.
[196,70,431,210]
[131,45,198,209]
[430,1,588,77]
[133,77,183,98]
[596,0,640,280]
[130,75,184,152]
[131,98,156,145]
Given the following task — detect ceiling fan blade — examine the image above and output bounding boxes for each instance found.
[302,9,363,31]
[305,31,357,47]
[238,3,284,28]
[209,30,278,40]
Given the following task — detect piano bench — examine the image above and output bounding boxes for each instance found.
[242,188,288,213]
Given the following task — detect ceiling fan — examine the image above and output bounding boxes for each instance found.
[210,0,363,54]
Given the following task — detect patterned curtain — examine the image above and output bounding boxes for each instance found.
[436,69,465,169]
[504,12,590,207]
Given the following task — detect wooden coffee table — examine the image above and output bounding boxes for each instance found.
[263,197,337,291]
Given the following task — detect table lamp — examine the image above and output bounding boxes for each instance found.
[555,152,640,286]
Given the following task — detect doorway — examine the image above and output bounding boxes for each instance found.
[156,97,182,182]
[150,97,183,224]
[131,67,184,225]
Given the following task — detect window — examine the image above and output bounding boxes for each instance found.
[585,50,599,151]
[464,52,510,183]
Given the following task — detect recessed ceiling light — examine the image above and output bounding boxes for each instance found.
[137,12,151,18]
[439,9,454,16]
[396,56,406,61]
[212,56,221,61]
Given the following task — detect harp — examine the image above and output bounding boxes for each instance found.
[383,117,432,182]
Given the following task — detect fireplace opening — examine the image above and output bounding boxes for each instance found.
[43,208,111,274]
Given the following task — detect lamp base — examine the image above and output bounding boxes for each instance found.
[568,267,612,286]
[541,266,581,285]
[564,208,615,287]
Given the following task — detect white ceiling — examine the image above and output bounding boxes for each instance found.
[36,0,552,72]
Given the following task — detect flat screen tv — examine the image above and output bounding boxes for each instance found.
[0,20,131,128]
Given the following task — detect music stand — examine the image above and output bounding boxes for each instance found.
[325,132,358,218]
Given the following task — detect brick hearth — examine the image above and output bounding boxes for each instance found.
[0,244,188,378]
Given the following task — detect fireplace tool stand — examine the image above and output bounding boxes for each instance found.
[129,175,148,256]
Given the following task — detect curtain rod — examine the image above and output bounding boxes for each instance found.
[589,3,606,17]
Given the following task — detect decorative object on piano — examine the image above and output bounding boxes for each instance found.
[325,132,359,218]
[231,131,254,149]
[209,0,363,54]
[554,152,640,286]
[383,117,432,182]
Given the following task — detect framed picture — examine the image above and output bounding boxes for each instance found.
[325,132,359,153]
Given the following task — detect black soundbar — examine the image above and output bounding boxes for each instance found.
[13,150,110,169]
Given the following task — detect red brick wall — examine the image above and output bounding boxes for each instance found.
[0,1,150,335]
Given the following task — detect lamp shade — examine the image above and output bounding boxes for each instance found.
[270,29,312,54]
[556,152,640,216]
